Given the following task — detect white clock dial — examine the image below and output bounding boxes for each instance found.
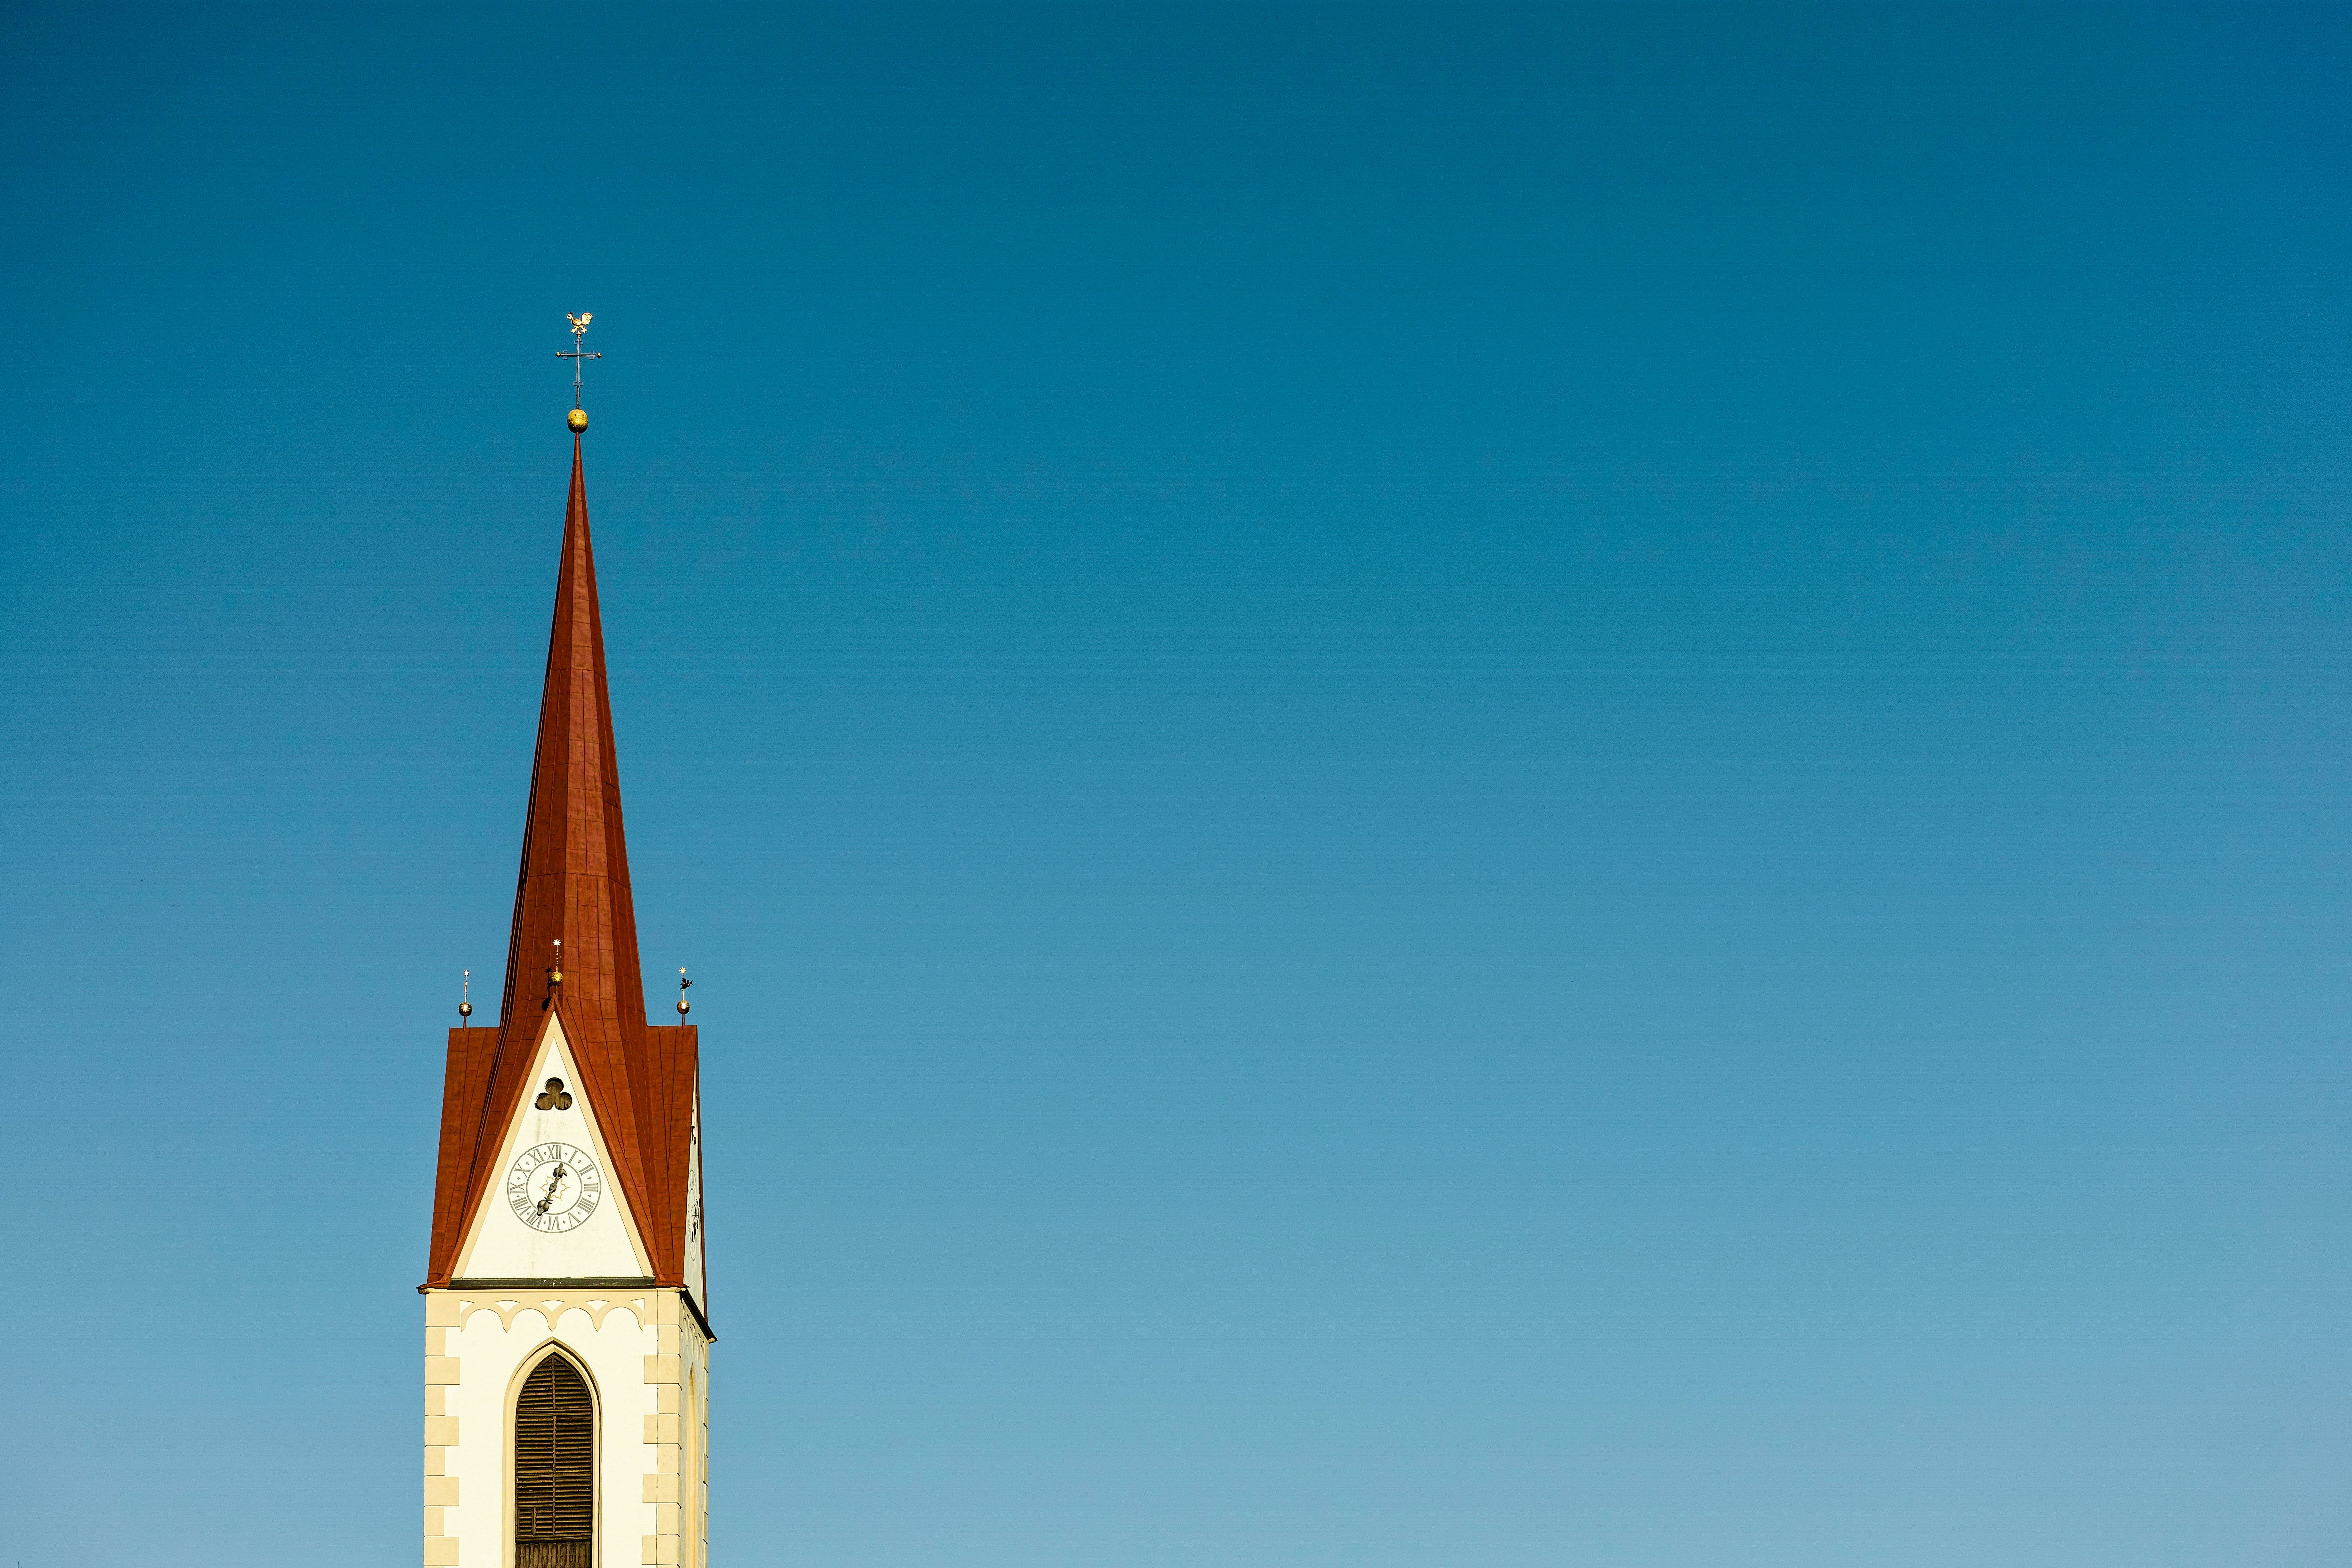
[506,1141,602,1233]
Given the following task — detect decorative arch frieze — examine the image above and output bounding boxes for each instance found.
[456,1294,650,1334]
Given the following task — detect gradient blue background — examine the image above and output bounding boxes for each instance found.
[5,4,2351,1564]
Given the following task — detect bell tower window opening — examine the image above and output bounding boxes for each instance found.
[514,1350,594,1568]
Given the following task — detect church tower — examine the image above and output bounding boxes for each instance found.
[422,400,710,1568]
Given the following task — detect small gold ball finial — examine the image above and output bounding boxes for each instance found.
[568,408,590,434]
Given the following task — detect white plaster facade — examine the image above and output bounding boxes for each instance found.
[424,1288,710,1568]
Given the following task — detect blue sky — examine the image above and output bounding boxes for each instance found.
[5,4,2352,1564]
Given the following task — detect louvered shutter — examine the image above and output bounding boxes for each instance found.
[515,1354,594,1568]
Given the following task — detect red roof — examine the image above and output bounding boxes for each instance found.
[424,438,700,1301]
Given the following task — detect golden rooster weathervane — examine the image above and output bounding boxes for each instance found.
[560,312,600,434]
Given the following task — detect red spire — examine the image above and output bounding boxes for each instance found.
[424,436,699,1292]
[498,435,650,1052]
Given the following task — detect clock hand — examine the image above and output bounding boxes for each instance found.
[534,1162,570,1216]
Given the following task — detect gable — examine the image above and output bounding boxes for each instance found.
[682,1085,706,1311]
[424,1011,703,1301]
[452,1012,652,1282]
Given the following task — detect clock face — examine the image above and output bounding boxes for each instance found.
[506,1142,602,1234]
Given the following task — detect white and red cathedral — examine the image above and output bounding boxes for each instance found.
[420,414,711,1568]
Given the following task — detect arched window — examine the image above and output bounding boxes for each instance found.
[514,1351,594,1568]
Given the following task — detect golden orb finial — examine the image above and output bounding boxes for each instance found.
[558,314,600,434]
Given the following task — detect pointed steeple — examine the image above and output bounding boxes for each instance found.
[500,436,650,1052]
[424,434,700,1296]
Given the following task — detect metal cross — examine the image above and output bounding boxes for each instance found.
[558,312,600,409]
